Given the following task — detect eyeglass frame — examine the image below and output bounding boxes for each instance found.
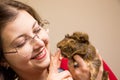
[3,20,49,54]
[4,34,41,54]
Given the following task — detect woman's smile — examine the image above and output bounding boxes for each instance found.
[31,47,47,60]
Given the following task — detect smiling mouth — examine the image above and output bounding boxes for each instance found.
[31,48,45,59]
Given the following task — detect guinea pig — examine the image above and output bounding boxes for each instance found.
[57,32,108,80]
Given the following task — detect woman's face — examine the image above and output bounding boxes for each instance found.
[1,10,50,74]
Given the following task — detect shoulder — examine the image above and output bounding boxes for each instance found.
[103,61,118,80]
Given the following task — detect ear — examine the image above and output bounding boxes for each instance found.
[0,59,10,69]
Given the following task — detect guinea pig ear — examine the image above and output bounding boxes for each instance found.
[65,34,70,38]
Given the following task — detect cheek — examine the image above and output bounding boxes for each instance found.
[5,44,33,64]
[42,32,49,46]
[19,44,33,59]
[4,54,29,68]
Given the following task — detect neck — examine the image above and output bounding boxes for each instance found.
[18,69,48,80]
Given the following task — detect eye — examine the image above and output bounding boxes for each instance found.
[16,40,26,48]
[15,38,27,48]
[33,25,42,34]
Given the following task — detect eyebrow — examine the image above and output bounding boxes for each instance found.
[32,21,37,29]
[10,21,37,46]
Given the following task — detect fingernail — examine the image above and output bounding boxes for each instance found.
[96,48,99,53]
[46,28,49,33]
[53,48,60,56]
[57,48,60,51]
[59,56,63,60]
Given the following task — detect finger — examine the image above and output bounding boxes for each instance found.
[73,55,87,68]
[58,70,72,80]
[96,52,103,80]
[96,52,103,72]
[55,48,63,61]
[68,60,76,76]
[49,55,56,73]
[49,49,61,73]
[68,77,73,80]
[63,76,73,80]
[54,49,61,68]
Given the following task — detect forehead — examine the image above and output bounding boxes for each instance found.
[1,10,36,47]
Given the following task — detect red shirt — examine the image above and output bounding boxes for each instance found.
[60,58,118,80]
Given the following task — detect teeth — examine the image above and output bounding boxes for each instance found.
[31,48,44,59]
[35,51,42,58]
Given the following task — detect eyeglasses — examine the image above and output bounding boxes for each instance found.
[4,21,49,57]
[4,34,42,57]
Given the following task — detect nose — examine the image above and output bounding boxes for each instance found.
[31,35,45,50]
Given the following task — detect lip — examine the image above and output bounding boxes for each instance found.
[31,48,47,60]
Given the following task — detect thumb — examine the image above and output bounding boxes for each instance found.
[73,55,87,68]
[49,49,61,73]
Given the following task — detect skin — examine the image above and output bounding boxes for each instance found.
[1,9,105,80]
[1,10,72,80]
[68,51,108,80]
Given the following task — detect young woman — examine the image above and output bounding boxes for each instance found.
[0,0,117,80]
[0,0,73,80]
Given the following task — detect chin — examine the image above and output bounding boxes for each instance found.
[35,58,50,71]
[42,53,50,67]
[35,51,50,69]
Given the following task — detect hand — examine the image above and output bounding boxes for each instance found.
[68,51,107,80]
[68,55,90,80]
[96,52,109,80]
[47,49,73,80]
[96,52,103,80]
